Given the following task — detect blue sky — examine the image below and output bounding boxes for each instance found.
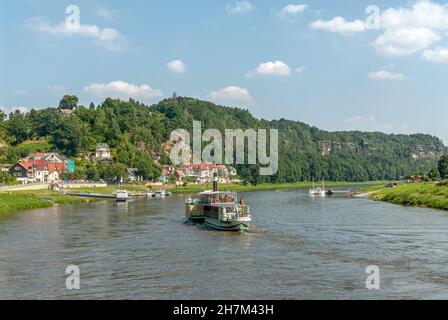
[1,0,447,144]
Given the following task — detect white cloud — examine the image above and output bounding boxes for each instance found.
[374,27,441,56]
[379,1,448,31]
[247,60,291,77]
[368,70,406,80]
[84,80,163,100]
[280,4,307,18]
[11,106,30,114]
[25,16,124,50]
[310,16,366,35]
[296,66,306,74]
[208,86,252,105]
[0,105,30,116]
[374,1,448,57]
[226,1,254,14]
[308,1,448,60]
[422,46,448,63]
[167,60,187,73]
[13,90,26,95]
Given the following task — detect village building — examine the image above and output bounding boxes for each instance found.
[175,170,186,183]
[159,163,237,185]
[59,109,74,117]
[95,143,112,161]
[127,168,143,182]
[9,163,29,184]
[9,152,69,184]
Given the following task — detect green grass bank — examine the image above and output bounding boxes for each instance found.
[372,182,448,211]
[0,190,98,214]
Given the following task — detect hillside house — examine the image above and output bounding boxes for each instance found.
[127,168,143,182]
[159,163,237,184]
[95,143,112,161]
[9,163,29,184]
[9,152,68,183]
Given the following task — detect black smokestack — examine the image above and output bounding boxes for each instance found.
[213,172,218,192]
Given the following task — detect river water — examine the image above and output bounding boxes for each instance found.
[1,188,448,300]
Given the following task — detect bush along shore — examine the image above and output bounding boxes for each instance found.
[372,181,448,211]
[0,181,387,215]
[0,190,98,215]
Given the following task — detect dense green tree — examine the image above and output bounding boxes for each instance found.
[5,110,30,145]
[438,155,448,179]
[0,171,16,185]
[100,163,128,182]
[429,165,441,180]
[134,152,161,180]
[50,117,82,156]
[0,110,6,125]
[58,95,79,110]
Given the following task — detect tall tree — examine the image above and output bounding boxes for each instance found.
[0,110,5,124]
[429,165,441,180]
[58,95,79,110]
[438,155,448,179]
[5,110,29,145]
[0,110,6,138]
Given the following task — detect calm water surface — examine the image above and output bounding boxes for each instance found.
[1,188,448,299]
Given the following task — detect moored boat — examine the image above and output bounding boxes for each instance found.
[309,179,331,197]
[153,190,167,198]
[116,190,129,202]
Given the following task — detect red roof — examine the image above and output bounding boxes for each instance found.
[33,159,48,171]
[48,162,65,173]
[18,159,34,170]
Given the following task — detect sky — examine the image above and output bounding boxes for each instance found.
[1,0,448,144]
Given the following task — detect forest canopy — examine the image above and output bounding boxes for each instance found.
[0,96,445,184]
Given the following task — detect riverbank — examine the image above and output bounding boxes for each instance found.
[0,181,386,215]
[0,190,98,215]
[372,182,448,211]
[169,180,387,194]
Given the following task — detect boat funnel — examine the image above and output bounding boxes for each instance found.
[213,172,218,192]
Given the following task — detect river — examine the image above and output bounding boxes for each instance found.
[1,188,448,299]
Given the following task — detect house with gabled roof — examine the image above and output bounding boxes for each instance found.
[9,162,30,184]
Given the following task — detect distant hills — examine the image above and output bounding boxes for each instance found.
[0,96,445,184]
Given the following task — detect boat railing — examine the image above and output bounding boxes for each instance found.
[237,205,250,217]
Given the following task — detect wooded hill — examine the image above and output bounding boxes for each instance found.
[0,96,445,184]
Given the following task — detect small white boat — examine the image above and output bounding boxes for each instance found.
[116,190,129,202]
[153,190,166,198]
[309,187,326,197]
[309,180,327,197]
